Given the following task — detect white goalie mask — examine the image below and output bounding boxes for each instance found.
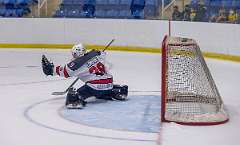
[71,43,86,58]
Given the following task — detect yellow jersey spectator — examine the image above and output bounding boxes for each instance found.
[228,9,238,23]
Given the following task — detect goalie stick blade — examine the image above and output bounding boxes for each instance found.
[51,78,80,96]
[52,91,67,95]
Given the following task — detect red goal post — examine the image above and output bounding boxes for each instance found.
[161,35,229,125]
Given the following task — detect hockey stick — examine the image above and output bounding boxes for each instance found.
[103,39,115,52]
[51,39,115,95]
[51,78,80,95]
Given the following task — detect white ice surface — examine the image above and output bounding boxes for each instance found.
[0,48,239,145]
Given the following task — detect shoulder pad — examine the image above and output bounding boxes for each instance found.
[67,50,101,71]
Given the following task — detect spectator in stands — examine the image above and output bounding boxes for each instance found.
[82,0,96,18]
[216,7,227,23]
[190,0,200,9]
[130,0,145,19]
[182,4,191,21]
[209,11,217,22]
[190,8,196,21]
[172,5,182,21]
[238,10,240,24]
[83,4,95,18]
[194,3,207,22]
[228,9,238,23]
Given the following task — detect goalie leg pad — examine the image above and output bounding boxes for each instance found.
[78,85,113,100]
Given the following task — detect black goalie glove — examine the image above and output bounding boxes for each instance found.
[42,55,54,76]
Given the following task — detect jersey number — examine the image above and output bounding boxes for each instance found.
[89,62,106,74]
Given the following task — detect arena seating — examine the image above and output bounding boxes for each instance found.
[183,0,240,23]
[204,0,240,9]
[144,0,159,18]
[54,0,161,19]
[0,0,37,17]
[204,0,240,19]
[0,0,239,20]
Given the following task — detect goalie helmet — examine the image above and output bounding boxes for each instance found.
[71,43,86,58]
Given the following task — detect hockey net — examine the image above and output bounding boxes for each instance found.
[161,35,229,125]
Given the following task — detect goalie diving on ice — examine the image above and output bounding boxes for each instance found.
[41,41,128,109]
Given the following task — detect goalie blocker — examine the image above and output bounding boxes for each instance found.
[42,42,128,109]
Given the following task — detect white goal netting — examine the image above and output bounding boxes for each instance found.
[161,36,228,125]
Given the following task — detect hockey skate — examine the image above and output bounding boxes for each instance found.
[65,87,86,109]
[112,85,128,101]
[112,93,127,101]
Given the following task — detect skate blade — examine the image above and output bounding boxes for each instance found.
[66,104,84,109]
[112,95,127,101]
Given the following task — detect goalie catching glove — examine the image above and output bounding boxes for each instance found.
[42,55,54,76]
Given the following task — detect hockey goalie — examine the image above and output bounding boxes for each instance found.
[41,43,128,109]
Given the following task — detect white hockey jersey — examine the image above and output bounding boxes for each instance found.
[53,50,113,90]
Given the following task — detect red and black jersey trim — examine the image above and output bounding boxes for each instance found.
[55,66,61,76]
[63,66,70,78]
[87,78,113,84]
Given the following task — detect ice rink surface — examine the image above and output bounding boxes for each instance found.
[0,48,240,145]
